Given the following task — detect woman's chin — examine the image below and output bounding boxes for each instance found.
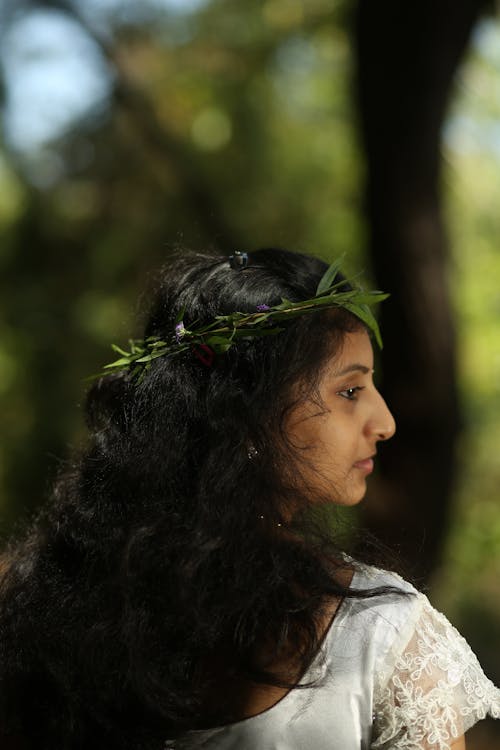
[339,480,368,506]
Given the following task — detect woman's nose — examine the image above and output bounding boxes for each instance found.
[369,391,396,442]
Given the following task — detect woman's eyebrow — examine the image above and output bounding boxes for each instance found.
[332,363,372,377]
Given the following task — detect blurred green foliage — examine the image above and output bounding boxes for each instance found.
[434,23,500,685]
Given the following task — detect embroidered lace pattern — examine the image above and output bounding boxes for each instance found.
[371,593,500,749]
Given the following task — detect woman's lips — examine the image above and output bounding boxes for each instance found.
[353,457,374,474]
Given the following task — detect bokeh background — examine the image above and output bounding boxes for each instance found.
[0,1,499,745]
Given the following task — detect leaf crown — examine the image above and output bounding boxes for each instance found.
[101,257,388,380]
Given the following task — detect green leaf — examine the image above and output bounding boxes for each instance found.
[111,344,130,357]
[150,339,168,349]
[131,365,144,381]
[210,342,232,353]
[315,257,345,296]
[273,297,294,310]
[343,302,383,349]
[104,357,133,369]
[232,326,283,338]
[270,308,318,321]
[349,292,389,305]
[205,335,232,346]
[246,313,271,325]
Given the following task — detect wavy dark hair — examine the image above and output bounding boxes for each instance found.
[0,248,402,750]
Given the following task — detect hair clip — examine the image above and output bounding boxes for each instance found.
[229,251,249,270]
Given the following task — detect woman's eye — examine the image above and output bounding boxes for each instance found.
[337,386,364,401]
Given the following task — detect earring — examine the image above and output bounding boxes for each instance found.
[247,445,258,460]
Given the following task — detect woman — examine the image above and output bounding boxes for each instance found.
[0,247,498,749]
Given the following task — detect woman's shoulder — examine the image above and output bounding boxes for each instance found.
[331,562,426,659]
[320,563,423,669]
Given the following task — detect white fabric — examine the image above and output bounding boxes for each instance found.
[166,566,500,749]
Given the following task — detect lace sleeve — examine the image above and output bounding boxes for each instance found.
[370,592,500,749]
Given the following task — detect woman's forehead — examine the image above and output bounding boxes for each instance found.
[323,331,374,378]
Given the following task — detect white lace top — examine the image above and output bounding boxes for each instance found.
[166,566,500,749]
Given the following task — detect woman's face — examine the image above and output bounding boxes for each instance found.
[285,329,395,506]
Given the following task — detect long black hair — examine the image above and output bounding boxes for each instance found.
[0,248,399,749]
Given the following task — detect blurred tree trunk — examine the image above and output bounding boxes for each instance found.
[354,0,488,579]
